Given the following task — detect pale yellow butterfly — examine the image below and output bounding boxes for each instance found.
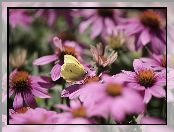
[60,55,86,81]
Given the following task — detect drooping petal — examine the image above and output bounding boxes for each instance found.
[13,92,23,110]
[53,37,63,50]
[61,84,81,97]
[31,86,51,98]
[144,89,152,103]
[140,29,151,45]
[33,54,58,65]
[23,92,37,108]
[150,86,166,98]
[79,16,95,33]
[90,17,103,39]
[50,64,61,81]
[31,76,54,88]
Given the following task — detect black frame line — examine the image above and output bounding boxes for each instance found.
[7,6,167,125]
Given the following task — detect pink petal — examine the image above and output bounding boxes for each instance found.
[79,16,95,33]
[50,64,61,81]
[140,29,151,45]
[144,89,152,103]
[53,37,63,50]
[91,17,103,39]
[54,104,70,111]
[13,92,23,110]
[31,86,51,98]
[23,92,37,108]
[104,18,116,34]
[150,86,166,98]
[33,54,58,65]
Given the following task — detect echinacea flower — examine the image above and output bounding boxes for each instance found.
[120,59,166,103]
[10,108,59,124]
[69,75,144,122]
[9,9,33,28]
[140,54,166,71]
[123,10,166,54]
[33,37,82,81]
[90,43,118,67]
[9,69,54,110]
[55,100,103,124]
[77,9,122,38]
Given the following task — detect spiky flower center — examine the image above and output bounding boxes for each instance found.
[55,45,77,60]
[15,107,30,114]
[72,106,86,118]
[84,76,100,84]
[12,71,30,91]
[137,69,155,87]
[161,55,166,67]
[140,10,161,31]
[106,83,122,97]
[97,9,114,17]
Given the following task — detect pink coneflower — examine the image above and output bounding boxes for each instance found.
[123,10,166,54]
[9,69,54,110]
[10,108,59,124]
[90,43,118,67]
[33,37,82,81]
[140,54,166,71]
[120,59,166,103]
[69,75,144,122]
[76,9,122,38]
[55,100,102,124]
[9,9,33,28]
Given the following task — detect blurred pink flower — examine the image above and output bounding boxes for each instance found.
[120,59,166,103]
[76,9,122,38]
[33,37,82,81]
[55,100,102,124]
[139,116,165,124]
[9,69,54,110]
[35,9,73,26]
[70,75,144,122]
[9,9,33,28]
[140,54,166,71]
[10,108,59,124]
[123,10,166,54]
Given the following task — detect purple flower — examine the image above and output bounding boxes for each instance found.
[120,59,166,103]
[9,69,54,110]
[76,9,122,38]
[9,9,33,28]
[9,108,59,124]
[123,10,166,54]
[35,9,73,26]
[55,100,101,124]
[33,37,82,81]
[140,54,166,71]
[69,75,144,122]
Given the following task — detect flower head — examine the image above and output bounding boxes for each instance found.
[90,43,118,67]
[76,9,122,38]
[123,10,166,54]
[10,108,59,124]
[9,9,33,28]
[9,69,54,110]
[120,59,166,103]
[33,37,83,81]
[55,100,101,124]
[68,75,145,122]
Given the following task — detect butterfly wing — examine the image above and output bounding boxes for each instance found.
[61,63,85,81]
